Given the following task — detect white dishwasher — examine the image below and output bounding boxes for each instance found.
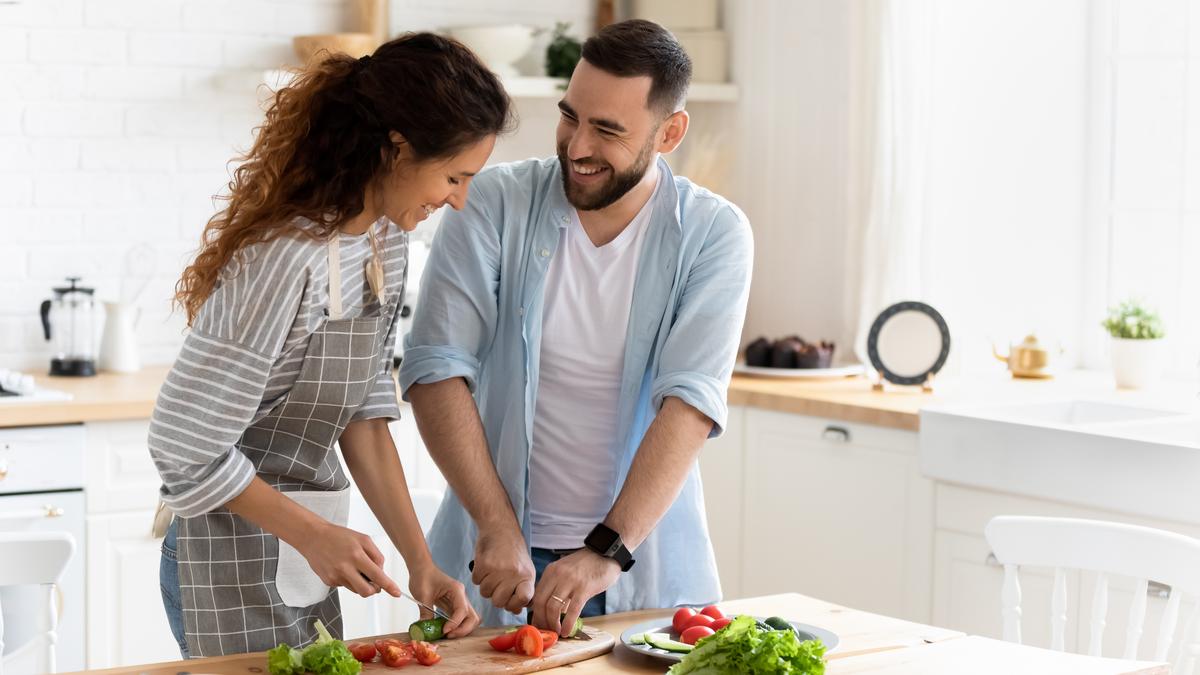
[0,424,86,674]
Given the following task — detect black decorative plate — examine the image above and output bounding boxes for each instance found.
[866,301,950,385]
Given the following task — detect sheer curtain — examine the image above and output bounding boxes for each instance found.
[846,0,935,368]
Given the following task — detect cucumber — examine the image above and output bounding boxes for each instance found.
[564,616,585,638]
[764,616,793,632]
[409,618,446,642]
[629,633,646,645]
[645,633,694,653]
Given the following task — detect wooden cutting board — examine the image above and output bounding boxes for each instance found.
[70,627,615,675]
[361,627,615,674]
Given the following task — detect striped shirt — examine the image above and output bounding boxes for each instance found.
[149,219,407,518]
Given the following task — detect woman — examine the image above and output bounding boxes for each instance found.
[150,32,512,658]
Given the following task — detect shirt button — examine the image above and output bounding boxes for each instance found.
[539,248,550,257]
[560,215,569,224]
[517,307,524,316]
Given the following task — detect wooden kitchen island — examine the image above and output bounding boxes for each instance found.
[70,593,1167,674]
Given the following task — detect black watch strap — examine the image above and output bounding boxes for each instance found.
[585,523,636,572]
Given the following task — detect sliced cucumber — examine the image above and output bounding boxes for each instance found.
[409,618,446,642]
[645,633,693,653]
[629,633,646,645]
[565,616,585,638]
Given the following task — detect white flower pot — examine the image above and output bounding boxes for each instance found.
[1110,337,1165,389]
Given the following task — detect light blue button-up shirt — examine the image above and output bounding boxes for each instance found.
[398,156,753,626]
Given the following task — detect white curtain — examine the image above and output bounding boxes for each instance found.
[846,0,935,367]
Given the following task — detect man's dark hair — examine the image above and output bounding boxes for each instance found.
[580,19,692,117]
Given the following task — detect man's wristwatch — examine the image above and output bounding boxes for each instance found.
[584,523,636,572]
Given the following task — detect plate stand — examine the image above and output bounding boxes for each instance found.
[871,370,936,393]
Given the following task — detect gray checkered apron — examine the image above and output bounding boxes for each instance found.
[176,234,398,657]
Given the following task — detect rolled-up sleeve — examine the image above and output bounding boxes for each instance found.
[398,175,502,399]
[650,205,754,438]
[148,332,273,517]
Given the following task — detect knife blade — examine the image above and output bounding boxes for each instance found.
[398,589,454,623]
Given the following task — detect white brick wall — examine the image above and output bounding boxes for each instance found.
[2,0,596,374]
[1,0,355,371]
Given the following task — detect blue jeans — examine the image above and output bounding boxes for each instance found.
[159,518,190,659]
[530,547,607,619]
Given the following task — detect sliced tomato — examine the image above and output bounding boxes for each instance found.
[710,617,733,632]
[672,607,697,634]
[412,640,441,666]
[380,643,412,667]
[375,638,406,653]
[489,631,519,652]
[680,625,716,645]
[513,625,544,658]
[700,605,724,620]
[347,641,377,662]
[538,629,559,649]
[682,613,715,632]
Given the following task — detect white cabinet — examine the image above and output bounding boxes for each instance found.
[83,419,179,668]
[84,510,181,667]
[931,482,1200,660]
[705,406,933,623]
[699,405,746,599]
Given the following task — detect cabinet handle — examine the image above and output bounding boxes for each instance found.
[44,504,64,518]
[0,465,7,481]
[821,425,851,443]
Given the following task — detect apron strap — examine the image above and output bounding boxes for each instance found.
[327,235,343,320]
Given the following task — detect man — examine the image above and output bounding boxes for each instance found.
[399,19,753,633]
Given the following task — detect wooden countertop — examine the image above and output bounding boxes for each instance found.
[69,592,1166,674]
[4,365,1194,432]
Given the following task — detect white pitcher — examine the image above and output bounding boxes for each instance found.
[99,302,141,373]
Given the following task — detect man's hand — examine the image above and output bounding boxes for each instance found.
[529,549,620,636]
[472,525,536,614]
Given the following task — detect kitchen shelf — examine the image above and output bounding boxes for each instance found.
[261,69,739,102]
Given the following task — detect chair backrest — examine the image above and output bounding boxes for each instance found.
[985,515,1200,673]
[0,532,76,675]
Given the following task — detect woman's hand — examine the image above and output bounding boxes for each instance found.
[409,561,480,638]
[295,521,402,598]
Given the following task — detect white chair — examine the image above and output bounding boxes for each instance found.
[985,515,1200,673]
[0,532,75,675]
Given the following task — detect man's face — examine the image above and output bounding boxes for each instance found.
[556,59,662,211]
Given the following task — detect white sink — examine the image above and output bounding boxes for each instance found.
[978,400,1187,426]
[921,398,1200,524]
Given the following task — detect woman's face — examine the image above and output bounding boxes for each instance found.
[380,134,497,231]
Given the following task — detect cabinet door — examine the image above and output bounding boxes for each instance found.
[740,408,931,621]
[84,420,159,513]
[699,405,745,600]
[932,529,1080,652]
[85,511,182,668]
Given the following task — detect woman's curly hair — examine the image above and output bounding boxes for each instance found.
[175,32,513,325]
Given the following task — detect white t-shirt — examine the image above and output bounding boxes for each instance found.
[528,184,659,550]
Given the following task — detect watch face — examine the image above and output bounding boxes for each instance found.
[586,525,620,556]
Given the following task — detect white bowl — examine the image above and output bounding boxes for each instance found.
[447,24,534,79]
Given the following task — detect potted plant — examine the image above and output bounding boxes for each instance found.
[1102,299,1166,389]
[544,22,582,80]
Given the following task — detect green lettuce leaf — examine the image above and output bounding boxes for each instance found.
[668,615,826,675]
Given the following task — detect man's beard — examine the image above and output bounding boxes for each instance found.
[557,134,656,211]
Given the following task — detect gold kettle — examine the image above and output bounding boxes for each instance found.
[993,334,1060,379]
